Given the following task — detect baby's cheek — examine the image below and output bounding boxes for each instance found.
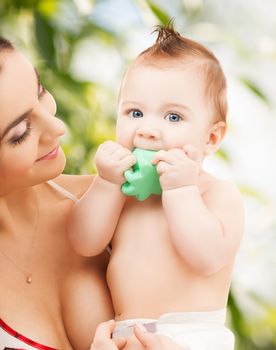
[116,129,133,150]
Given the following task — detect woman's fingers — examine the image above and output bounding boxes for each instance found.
[91,320,127,350]
[91,320,115,349]
[114,337,127,349]
[94,319,116,339]
[134,324,190,350]
[134,324,163,349]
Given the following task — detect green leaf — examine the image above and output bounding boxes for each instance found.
[240,77,270,106]
[37,0,59,17]
[228,292,256,349]
[0,0,39,10]
[34,10,56,69]
[145,0,171,25]
[228,292,248,336]
[216,148,230,162]
[239,184,269,204]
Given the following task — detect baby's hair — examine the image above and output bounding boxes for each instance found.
[138,24,228,122]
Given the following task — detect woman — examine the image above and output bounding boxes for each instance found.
[0,37,113,350]
[0,37,188,350]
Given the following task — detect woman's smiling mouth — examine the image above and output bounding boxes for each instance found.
[36,145,59,161]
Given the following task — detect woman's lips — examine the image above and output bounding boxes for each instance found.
[37,145,59,161]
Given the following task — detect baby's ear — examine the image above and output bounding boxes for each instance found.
[205,121,227,155]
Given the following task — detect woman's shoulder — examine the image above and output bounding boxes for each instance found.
[51,174,95,199]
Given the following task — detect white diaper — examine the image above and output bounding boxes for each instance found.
[113,309,234,350]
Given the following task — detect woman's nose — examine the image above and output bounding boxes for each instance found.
[39,112,66,142]
[136,126,161,139]
[38,92,66,141]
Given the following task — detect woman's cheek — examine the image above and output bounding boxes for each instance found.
[2,144,37,175]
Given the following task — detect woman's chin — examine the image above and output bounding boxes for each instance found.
[37,151,67,183]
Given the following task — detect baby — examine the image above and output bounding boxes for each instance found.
[69,25,244,350]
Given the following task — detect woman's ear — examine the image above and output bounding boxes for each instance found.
[205,121,227,155]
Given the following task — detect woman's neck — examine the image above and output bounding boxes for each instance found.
[0,184,41,237]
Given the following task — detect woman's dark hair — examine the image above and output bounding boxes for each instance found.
[0,37,14,72]
[0,37,14,51]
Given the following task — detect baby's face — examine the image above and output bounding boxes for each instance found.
[116,61,218,158]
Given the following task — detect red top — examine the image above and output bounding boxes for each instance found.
[0,319,58,350]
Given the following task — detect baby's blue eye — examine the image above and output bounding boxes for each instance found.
[167,113,181,122]
[131,110,143,118]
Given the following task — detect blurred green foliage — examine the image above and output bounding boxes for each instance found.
[0,1,274,349]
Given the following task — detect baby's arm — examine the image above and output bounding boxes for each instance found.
[68,141,136,256]
[153,146,244,275]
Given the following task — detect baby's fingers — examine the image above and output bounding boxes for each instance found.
[98,140,118,153]
[183,144,201,162]
[152,149,184,165]
[156,161,170,175]
[119,153,136,170]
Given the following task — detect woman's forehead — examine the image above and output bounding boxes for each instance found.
[0,49,35,83]
[0,50,37,126]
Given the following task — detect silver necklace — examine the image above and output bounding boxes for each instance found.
[0,195,39,284]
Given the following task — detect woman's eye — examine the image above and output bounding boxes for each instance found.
[166,113,182,122]
[8,120,32,146]
[131,110,143,118]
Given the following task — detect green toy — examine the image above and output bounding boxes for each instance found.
[121,148,162,201]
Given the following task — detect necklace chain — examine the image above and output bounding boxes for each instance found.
[0,249,33,283]
[0,193,39,284]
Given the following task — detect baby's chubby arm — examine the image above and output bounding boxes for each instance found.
[68,141,136,256]
[152,145,244,275]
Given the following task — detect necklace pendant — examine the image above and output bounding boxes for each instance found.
[26,274,32,284]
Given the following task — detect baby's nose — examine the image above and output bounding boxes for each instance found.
[136,126,161,139]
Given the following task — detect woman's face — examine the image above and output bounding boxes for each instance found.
[0,50,66,195]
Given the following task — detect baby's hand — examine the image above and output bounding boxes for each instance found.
[95,141,136,185]
[90,320,126,350]
[152,145,200,191]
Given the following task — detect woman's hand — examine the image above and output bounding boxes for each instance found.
[90,320,126,350]
[90,320,189,350]
[133,324,189,350]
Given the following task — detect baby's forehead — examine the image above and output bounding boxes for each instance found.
[127,55,207,80]
[120,57,218,117]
